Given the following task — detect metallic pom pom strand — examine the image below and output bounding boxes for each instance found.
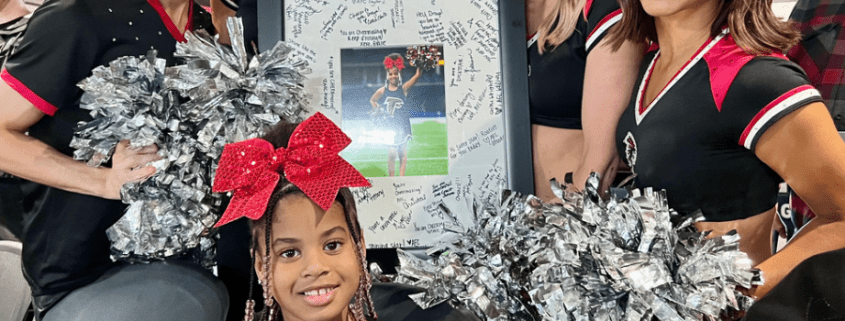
[388,174,761,320]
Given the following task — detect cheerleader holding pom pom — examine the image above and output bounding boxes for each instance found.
[368,53,422,177]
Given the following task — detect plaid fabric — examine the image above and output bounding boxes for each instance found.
[788,0,845,129]
[0,14,29,71]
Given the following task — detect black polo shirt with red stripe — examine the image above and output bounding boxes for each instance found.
[0,0,212,312]
[527,0,622,129]
[616,30,822,221]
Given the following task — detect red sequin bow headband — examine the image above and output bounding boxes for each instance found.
[383,56,404,70]
[211,112,370,227]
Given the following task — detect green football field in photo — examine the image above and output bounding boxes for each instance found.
[344,120,448,177]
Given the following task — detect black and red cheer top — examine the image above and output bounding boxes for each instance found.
[0,0,212,313]
[616,30,823,221]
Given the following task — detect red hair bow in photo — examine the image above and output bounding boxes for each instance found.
[211,112,370,227]
[383,56,404,70]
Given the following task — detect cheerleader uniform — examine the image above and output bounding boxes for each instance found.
[527,0,622,129]
[0,0,216,318]
[615,30,823,221]
[378,86,413,146]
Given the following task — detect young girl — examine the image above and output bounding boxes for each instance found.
[212,113,477,321]
[369,53,422,177]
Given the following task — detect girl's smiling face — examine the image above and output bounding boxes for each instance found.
[256,193,362,321]
[387,67,400,87]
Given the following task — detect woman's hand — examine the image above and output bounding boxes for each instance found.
[718,284,757,320]
[1,81,159,200]
[101,140,160,200]
[572,153,621,198]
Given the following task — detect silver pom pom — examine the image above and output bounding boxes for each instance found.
[387,178,761,320]
[72,17,310,267]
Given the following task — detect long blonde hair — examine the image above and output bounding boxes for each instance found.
[536,0,587,54]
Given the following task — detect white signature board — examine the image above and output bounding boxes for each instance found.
[284,0,508,248]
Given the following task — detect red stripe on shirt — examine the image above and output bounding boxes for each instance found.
[639,37,712,115]
[1,69,58,116]
[738,84,816,145]
[586,9,621,43]
[146,0,194,43]
[584,0,594,18]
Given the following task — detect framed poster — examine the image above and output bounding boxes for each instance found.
[257,0,532,248]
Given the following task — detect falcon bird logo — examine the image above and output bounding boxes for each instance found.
[624,132,637,170]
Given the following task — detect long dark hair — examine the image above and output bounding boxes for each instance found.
[608,0,800,54]
[247,121,376,321]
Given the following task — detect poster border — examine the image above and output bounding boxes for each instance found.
[256,0,534,195]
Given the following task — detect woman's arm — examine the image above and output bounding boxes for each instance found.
[209,0,237,45]
[402,67,422,95]
[0,81,159,200]
[370,87,385,110]
[572,38,645,190]
[753,101,845,297]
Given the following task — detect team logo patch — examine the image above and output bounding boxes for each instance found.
[624,132,637,169]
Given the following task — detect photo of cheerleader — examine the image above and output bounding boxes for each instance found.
[369,53,421,176]
[340,46,448,177]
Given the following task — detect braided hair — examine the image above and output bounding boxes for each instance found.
[244,121,377,321]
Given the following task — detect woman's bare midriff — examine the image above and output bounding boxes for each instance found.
[694,207,776,265]
[532,124,584,201]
